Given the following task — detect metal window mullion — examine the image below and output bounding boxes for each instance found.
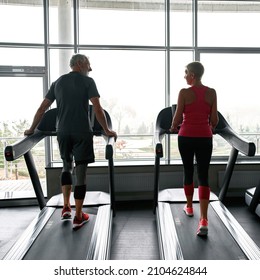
[165,0,171,164]
[43,0,52,167]
[193,0,199,61]
[73,0,79,53]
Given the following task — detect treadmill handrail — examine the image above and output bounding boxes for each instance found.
[4,107,115,161]
[4,107,116,213]
[214,111,255,156]
[153,106,256,210]
[5,130,46,161]
[154,105,256,157]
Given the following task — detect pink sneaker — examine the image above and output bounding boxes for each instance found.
[61,206,72,220]
[183,206,194,217]
[197,219,208,236]
[73,212,90,230]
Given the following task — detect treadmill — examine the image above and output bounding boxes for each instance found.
[245,180,260,217]
[153,105,260,260]
[3,106,115,260]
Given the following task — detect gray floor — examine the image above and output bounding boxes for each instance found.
[225,199,260,247]
[0,206,40,259]
[0,201,159,260]
[0,199,259,260]
[110,201,159,260]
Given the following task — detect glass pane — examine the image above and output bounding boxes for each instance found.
[170,51,194,105]
[198,1,260,47]
[0,47,44,66]
[49,0,74,44]
[0,1,44,43]
[201,53,260,156]
[79,0,165,46]
[170,0,193,46]
[51,49,165,161]
[0,76,46,198]
[49,49,74,82]
[169,51,194,160]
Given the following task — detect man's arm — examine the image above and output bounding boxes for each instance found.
[24,98,53,135]
[90,97,117,140]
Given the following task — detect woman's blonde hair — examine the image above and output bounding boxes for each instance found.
[186,61,204,80]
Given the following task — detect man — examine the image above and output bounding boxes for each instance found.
[24,54,117,230]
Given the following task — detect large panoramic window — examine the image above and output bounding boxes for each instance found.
[0,0,260,170]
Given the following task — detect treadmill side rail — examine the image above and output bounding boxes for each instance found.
[211,201,260,260]
[3,207,55,260]
[86,205,113,260]
[156,202,184,260]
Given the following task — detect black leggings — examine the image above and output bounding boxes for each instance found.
[178,136,213,186]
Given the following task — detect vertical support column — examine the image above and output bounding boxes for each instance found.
[58,0,72,75]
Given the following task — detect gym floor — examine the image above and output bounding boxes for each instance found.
[0,199,259,260]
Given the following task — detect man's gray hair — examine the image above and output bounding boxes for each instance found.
[69,54,88,68]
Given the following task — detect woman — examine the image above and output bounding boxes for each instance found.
[170,61,218,236]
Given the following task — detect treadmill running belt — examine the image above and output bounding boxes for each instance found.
[169,203,247,260]
[24,207,97,260]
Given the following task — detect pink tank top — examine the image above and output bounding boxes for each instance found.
[178,86,212,137]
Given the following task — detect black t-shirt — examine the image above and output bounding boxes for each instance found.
[45,71,100,134]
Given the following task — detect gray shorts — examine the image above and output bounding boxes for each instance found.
[57,132,95,164]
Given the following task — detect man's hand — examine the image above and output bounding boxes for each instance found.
[24,129,34,136]
[105,129,118,141]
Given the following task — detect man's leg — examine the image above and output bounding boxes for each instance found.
[60,160,73,219]
[61,171,72,219]
[73,163,89,229]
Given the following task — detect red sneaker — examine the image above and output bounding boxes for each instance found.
[183,205,194,217]
[61,206,72,220]
[197,219,208,236]
[73,212,90,230]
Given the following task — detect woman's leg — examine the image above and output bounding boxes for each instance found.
[178,137,195,209]
[195,138,212,221]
